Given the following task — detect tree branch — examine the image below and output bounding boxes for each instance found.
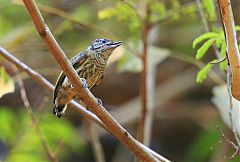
[217,0,240,101]
[22,0,169,161]
[0,47,169,162]
[86,121,106,162]
[11,65,58,162]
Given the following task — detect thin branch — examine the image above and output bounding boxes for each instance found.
[217,0,240,101]
[152,1,197,26]
[168,51,226,85]
[0,47,169,162]
[11,65,58,162]
[226,66,240,146]
[13,0,140,58]
[0,47,103,128]
[137,1,153,146]
[86,121,106,162]
[216,126,240,158]
[22,0,169,161]
[195,0,221,58]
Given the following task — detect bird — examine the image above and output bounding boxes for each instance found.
[53,38,121,118]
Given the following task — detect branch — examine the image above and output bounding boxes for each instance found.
[11,65,58,162]
[0,47,104,129]
[86,121,105,162]
[217,0,240,101]
[22,0,169,161]
[13,0,141,58]
[137,1,153,146]
[195,0,221,59]
[0,47,169,162]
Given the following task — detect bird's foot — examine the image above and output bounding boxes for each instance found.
[81,78,88,88]
[96,98,102,106]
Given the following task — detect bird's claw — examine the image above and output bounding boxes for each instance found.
[81,78,88,88]
[96,98,102,106]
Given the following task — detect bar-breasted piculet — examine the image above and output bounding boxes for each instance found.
[53,38,121,118]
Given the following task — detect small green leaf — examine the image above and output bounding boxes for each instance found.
[196,63,214,83]
[215,37,222,48]
[193,32,218,48]
[117,51,142,73]
[202,0,217,21]
[219,42,227,70]
[195,39,215,60]
[236,25,240,31]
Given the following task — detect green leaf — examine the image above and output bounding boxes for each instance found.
[193,32,218,48]
[219,42,227,70]
[235,25,240,31]
[186,127,220,162]
[195,39,215,60]
[196,63,214,83]
[202,0,216,21]
[214,37,223,48]
[0,67,15,98]
[117,51,142,73]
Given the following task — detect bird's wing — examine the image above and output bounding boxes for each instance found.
[53,51,89,104]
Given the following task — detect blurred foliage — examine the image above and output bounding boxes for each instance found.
[186,126,220,162]
[0,67,15,98]
[196,62,214,83]
[202,0,217,21]
[193,26,240,83]
[1,0,240,161]
[0,107,86,162]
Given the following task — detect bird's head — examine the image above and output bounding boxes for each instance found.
[88,38,121,57]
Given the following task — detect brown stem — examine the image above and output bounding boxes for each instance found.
[0,47,170,162]
[22,0,168,161]
[11,65,58,162]
[86,121,106,162]
[195,0,221,58]
[217,0,240,101]
[137,1,154,147]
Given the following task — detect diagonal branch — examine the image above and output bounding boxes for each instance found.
[0,47,169,162]
[22,0,170,161]
[11,65,58,162]
[217,0,240,101]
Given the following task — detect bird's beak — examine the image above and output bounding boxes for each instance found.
[109,41,122,49]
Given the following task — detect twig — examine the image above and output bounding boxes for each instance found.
[195,0,221,58]
[217,0,240,101]
[0,47,103,128]
[226,66,240,146]
[0,47,169,162]
[216,126,240,158]
[13,0,140,58]
[86,121,106,162]
[168,51,225,85]
[11,65,58,162]
[22,0,169,161]
[137,1,154,146]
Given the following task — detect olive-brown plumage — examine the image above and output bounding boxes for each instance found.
[53,38,121,118]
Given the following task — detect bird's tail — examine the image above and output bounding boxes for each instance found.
[53,104,67,118]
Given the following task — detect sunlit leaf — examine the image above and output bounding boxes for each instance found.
[195,39,215,60]
[0,108,17,142]
[202,0,216,21]
[186,127,220,162]
[235,25,240,31]
[196,63,213,83]
[219,42,227,70]
[0,67,15,98]
[193,32,218,49]
[150,2,167,17]
[214,37,223,48]
[117,51,142,73]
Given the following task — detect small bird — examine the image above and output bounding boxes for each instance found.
[53,38,121,118]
